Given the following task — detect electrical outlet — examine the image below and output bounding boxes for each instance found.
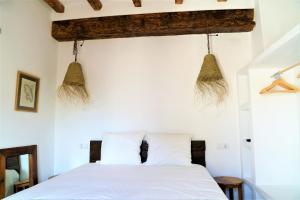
[80,143,88,149]
[217,143,229,150]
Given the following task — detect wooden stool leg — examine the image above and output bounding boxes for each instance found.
[229,188,234,200]
[238,185,243,200]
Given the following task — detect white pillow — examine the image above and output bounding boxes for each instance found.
[100,132,145,165]
[145,133,192,166]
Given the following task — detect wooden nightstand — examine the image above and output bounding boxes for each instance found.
[214,176,243,200]
[14,180,30,193]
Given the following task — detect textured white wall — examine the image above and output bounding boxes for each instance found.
[0,0,57,181]
[0,1,4,145]
[251,0,264,57]
[54,33,252,177]
[255,0,300,49]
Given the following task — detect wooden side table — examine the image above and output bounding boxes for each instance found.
[214,176,244,200]
[14,179,30,193]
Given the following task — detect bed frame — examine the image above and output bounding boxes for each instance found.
[90,140,206,166]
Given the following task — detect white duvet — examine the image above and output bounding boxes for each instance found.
[4,164,227,200]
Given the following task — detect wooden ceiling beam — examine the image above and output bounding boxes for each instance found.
[175,0,183,4]
[132,0,142,7]
[44,0,64,13]
[87,0,102,10]
[51,9,255,42]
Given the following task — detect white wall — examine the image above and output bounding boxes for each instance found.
[54,33,252,177]
[251,0,264,57]
[0,0,57,181]
[0,1,4,145]
[254,0,300,49]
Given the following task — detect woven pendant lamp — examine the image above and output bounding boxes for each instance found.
[58,40,89,103]
[196,34,228,103]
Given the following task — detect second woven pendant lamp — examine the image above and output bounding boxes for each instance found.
[196,34,228,103]
[58,40,89,103]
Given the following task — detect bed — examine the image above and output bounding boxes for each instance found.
[4,140,227,200]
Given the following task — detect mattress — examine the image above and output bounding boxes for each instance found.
[4,164,227,200]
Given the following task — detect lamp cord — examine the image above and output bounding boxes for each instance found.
[73,40,78,62]
[207,34,210,54]
[73,40,85,62]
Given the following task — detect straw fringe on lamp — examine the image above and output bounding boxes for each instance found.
[58,40,89,103]
[195,34,228,103]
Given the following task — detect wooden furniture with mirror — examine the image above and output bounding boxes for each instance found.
[0,145,38,199]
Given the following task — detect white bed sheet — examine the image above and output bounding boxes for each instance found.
[4,164,227,200]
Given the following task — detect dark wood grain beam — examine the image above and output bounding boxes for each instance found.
[52,9,255,42]
[175,0,183,4]
[44,0,64,13]
[87,0,102,10]
[132,0,141,7]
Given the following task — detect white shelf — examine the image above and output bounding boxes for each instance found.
[237,74,250,106]
[239,102,250,111]
[241,23,300,70]
[256,185,300,200]
[244,179,300,200]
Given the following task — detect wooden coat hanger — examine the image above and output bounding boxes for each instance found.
[260,77,300,94]
[260,61,300,94]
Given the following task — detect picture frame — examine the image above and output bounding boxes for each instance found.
[15,71,40,112]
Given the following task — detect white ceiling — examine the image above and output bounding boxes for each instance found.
[51,0,254,21]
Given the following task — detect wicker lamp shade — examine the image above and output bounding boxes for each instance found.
[198,54,223,82]
[196,53,227,102]
[58,40,89,103]
[63,62,85,86]
[58,62,89,102]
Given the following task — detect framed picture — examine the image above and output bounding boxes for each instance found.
[15,71,40,112]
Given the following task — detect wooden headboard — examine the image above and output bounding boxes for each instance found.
[90,140,206,167]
